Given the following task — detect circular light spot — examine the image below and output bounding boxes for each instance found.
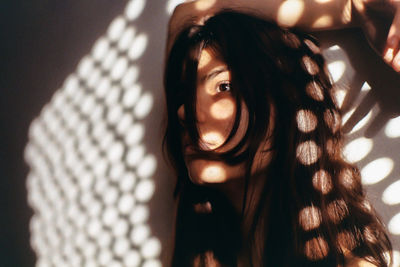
[103,186,119,205]
[201,131,225,150]
[96,77,111,99]
[304,237,329,261]
[312,15,333,28]
[130,205,149,225]
[343,137,373,163]
[299,206,322,231]
[123,250,141,267]
[125,0,146,21]
[199,164,227,183]
[361,157,393,185]
[137,155,157,179]
[135,180,155,202]
[107,142,124,163]
[210,98,235,120]
[296,109,318,133]
[108,16,126,41]
[327,199,348,224]
[302,55,319,75]
[123,84,142,108]
[121,66,139,88]
[102,48,118,71]
[277,0,305,27]
[142,260,162,267]
[130,224,150,245]
[128,34,148,60]
[111,57,128,81]
[120,173,137,192]
[118,27,135,52]
[77,56,94,78]
[382,180,400,205]
[107,105,123,125]
[117,113,134,135]
[118,194,136,214]
[113,237,130,256]
[92,37,109,60]
[296,140,320,165]
[126,145,145,167]
[385,116,400,138]
[389,213,400,235]
[134,93,153,119]
[97,230,112,248]
[339,168,356,190]
[98,249,112,266]
[102,207,118,227]
[141,238,162,259]
[306,81,324,101]
[312,170,332,194]
[87,219,102,238]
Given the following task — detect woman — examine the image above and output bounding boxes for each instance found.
[163,9,393,267]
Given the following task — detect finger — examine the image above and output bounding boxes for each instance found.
[383,26,400,64]
[393,50,400,71]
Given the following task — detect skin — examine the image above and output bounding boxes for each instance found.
[168,0,400,72]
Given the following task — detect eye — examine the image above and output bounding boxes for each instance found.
[216,81,231,93]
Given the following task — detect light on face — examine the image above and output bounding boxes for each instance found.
[197,49,213,71]
[200,164,227,183]
[201,131,225,149]
[311,15,333,28]
[277,0,305,27]
[210,98,235,120]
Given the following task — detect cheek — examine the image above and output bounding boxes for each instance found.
[187,159,245,184]
[210,98,235,120]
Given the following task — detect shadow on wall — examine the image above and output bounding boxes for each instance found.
[22,1,400,267]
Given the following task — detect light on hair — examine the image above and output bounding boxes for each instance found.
[296,140,320,165]
[337,231,357,253]
[296,109,318,133]
[312,169,332,194]
[339,168,356,190]
[304,237,329,261]
[306,81,324,101]
[299,206,322,231]
[304,39,321,54]
[323,109,340,133]
[302,56,319,75]
[201,131,225,150]
[327,199,349,224]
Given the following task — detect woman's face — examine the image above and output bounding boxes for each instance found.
[178,48,272,184]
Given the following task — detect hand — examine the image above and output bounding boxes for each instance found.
[383,0,400,72]
[353,0,400,72]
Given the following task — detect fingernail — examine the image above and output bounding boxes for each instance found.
[384,48,394,63]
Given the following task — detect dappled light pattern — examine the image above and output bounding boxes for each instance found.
[327,199,349,224]
[312,169,333,194]
[306,81,324,101]
[322,43,400,256]
[24,1,163,266]
[296,109,318,133]
[299,206,322,231]
[301,55,319,75]
[296,140,320,166]
[304,237,329,261]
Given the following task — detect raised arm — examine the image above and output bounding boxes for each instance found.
[167,0,352,53]
[167,0,400,72]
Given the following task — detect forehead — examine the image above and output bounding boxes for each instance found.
[197,48,228,82]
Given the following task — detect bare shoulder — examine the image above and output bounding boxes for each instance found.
[345,255,378,267]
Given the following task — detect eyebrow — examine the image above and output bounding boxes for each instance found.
[199,67,229,82]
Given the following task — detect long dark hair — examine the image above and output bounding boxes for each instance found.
[163,11,392,267]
